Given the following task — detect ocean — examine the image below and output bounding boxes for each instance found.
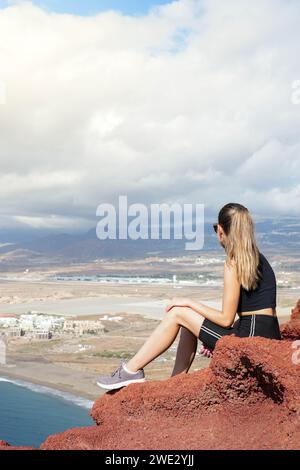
[0,377,93,448]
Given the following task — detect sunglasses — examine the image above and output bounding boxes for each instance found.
[213,223,218,233]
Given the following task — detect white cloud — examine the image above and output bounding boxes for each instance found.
[242,185,300,216]
[236,140,300,189]
[12,214,90,231]
[0,0,300,232]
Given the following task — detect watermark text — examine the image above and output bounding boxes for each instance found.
[96,196,204,251]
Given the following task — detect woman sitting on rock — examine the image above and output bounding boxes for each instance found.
[96,202,282,391]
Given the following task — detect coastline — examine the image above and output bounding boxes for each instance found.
[0,275,294,410]
[0,311,291,408]
[0,375,93,410]
[0,362,101,404]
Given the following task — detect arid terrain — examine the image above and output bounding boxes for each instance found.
[0,253,299,400]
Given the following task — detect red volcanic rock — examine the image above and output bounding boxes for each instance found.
[280,298,300,340]
[291,299,300,321]
[0,440,35,451]
[0,440,9,448]
[280,319,300,340]
[42,334,300,450]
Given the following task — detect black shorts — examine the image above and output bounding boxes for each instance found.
[199,314,282,350]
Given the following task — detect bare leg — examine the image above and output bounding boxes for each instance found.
[126,307,204,373]
[171,327,197,376]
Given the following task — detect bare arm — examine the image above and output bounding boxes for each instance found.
[191,260,240,327]
[166,260,241,328]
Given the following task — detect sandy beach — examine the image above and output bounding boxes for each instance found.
[0,362,100,402]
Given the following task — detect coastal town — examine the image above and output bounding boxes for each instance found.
[0,313,110,340]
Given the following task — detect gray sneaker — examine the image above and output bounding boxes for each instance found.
[96,359,145,391]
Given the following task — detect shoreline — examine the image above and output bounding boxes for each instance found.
[0,369,96,408]
[0,362,102,403]
[0,374,94,410]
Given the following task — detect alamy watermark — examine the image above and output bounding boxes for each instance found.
[0,80,6,105]
[96,196,204,251]
[291,80,300,105]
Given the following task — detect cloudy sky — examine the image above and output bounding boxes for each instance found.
[0,0,300,235]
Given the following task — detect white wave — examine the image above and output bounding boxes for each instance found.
[0,376,93,409]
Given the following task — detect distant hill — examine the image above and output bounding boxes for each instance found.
[0,218,299,268]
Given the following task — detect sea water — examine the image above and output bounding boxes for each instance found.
[0,378,93,448]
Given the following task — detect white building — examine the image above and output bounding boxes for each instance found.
[63,320,105,337]
[6,328,23,338]
[19,314,64,331]
[27,329,51,340]
[0,317,17,328]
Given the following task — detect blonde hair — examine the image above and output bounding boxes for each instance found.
[218,203,260,290]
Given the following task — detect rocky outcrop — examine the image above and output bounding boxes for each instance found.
[291,299,300,321]
[279,299,300,341]
[41,333,300,450]
[2,299,300,450]
[41,299,300,451]
[280,319,300,341]
[0,440,34,451]
[0,441,9,448]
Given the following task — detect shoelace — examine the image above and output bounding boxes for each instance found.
[111,364,122,378]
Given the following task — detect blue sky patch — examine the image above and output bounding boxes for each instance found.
[0,0,173,16]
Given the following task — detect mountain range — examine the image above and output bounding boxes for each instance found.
[0,218,299,268]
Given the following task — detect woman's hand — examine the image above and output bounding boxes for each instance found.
[199,344,214,358]
[165,297,191,312]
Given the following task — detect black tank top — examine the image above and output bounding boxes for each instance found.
[237,252,277,314]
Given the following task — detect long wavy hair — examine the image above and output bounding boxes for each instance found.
[218,203,260,290]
